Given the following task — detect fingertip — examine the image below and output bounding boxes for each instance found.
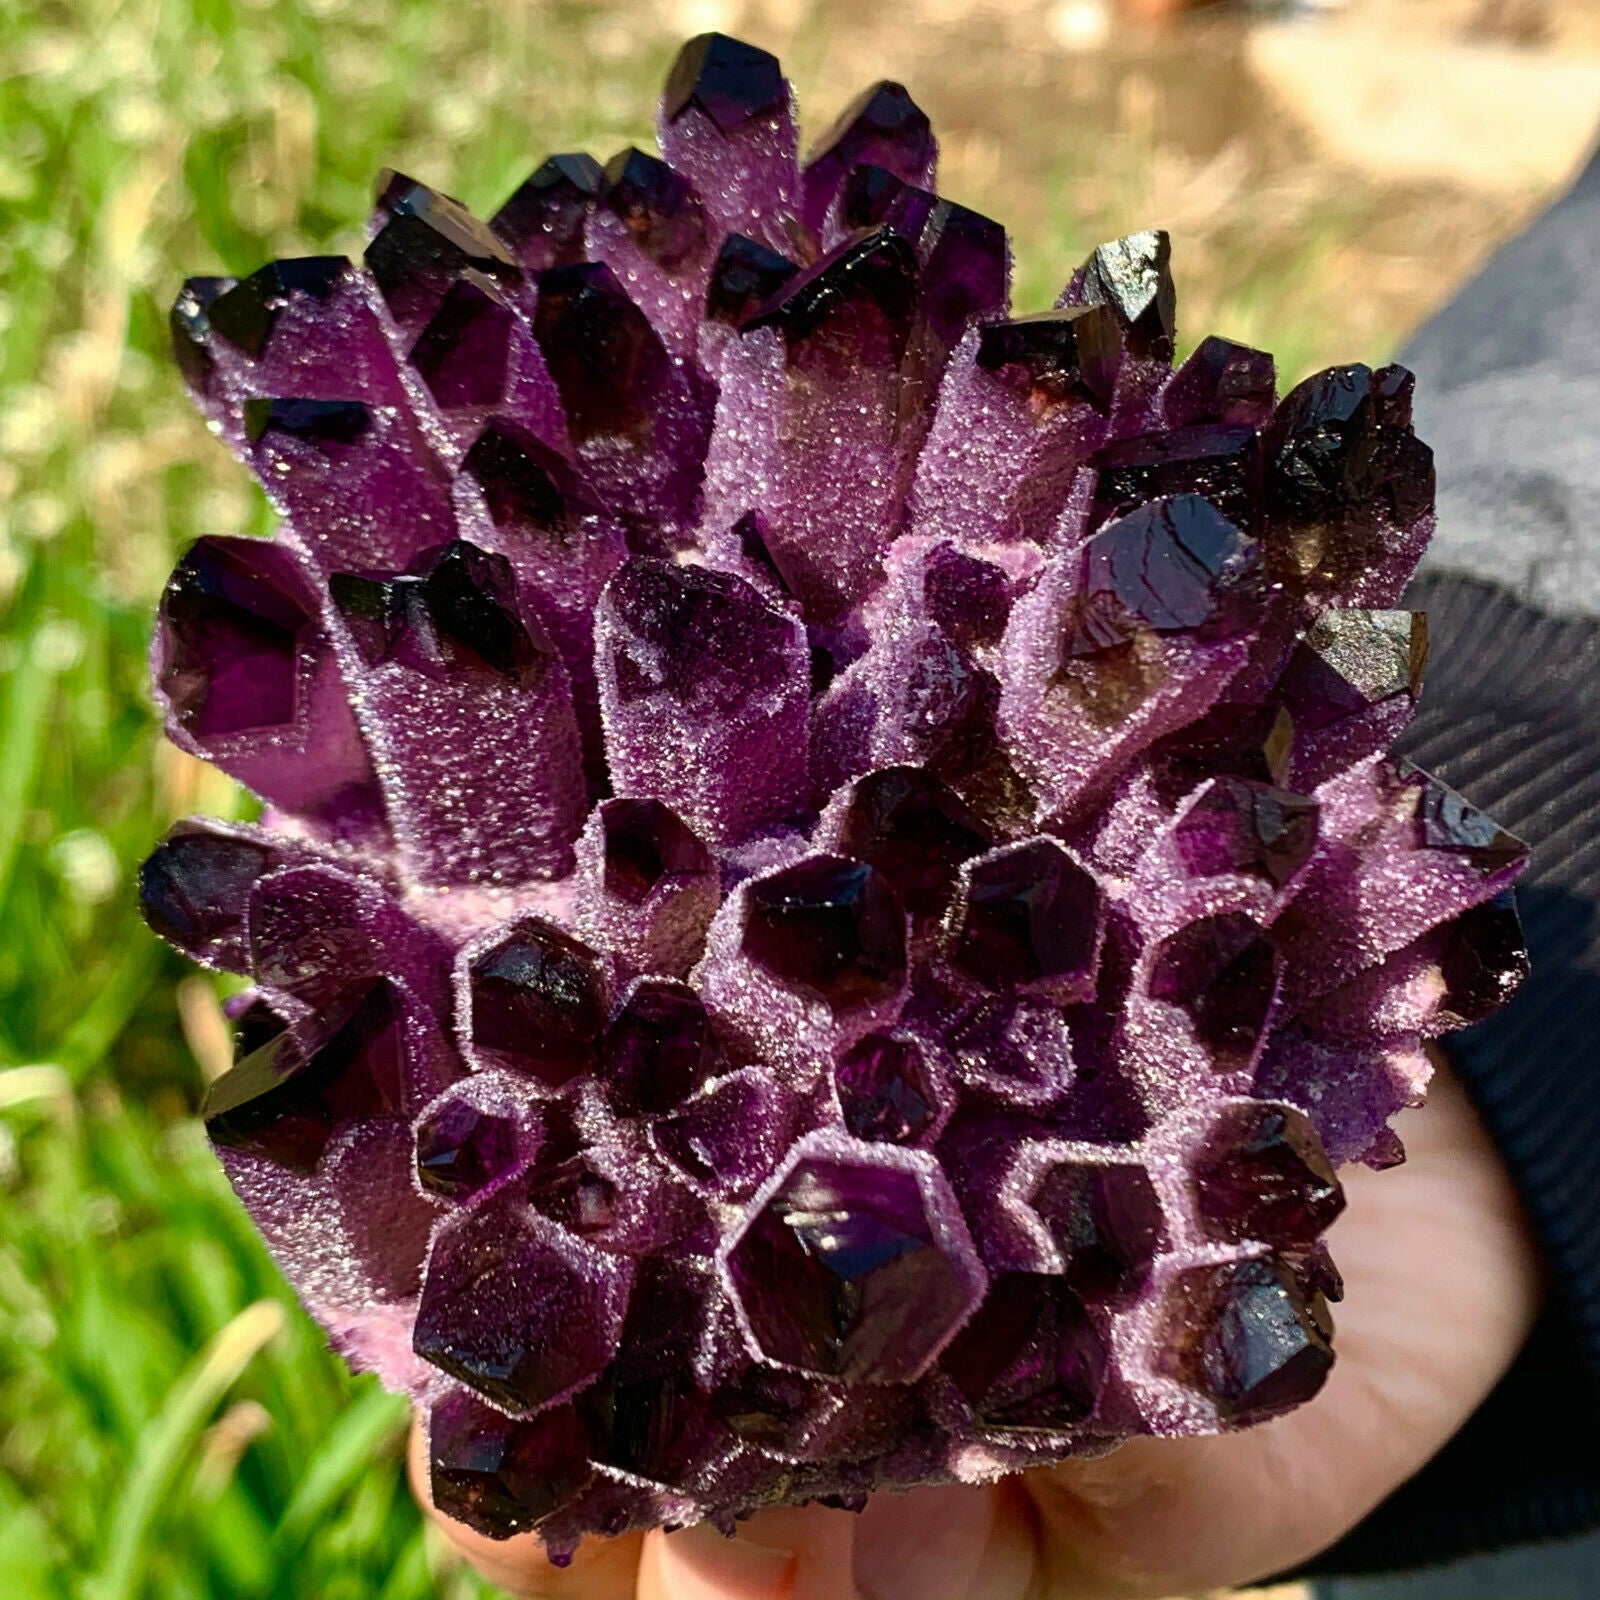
[407,1416,644,1599]
[642,1505,858,1600]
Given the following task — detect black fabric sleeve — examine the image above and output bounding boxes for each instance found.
[1293,570,1600,1577]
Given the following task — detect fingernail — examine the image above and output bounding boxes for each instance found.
[647,1519,798,1599]
[852,1484,994,1600]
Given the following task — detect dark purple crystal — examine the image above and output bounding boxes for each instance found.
[207,256,351,359]
[940,1272,1105,1430]
[921,545,1011,652]
[242,397,371,448]
[1075,230,1175,362]
[416,1098,520,1198]
[138,822,274,970]
[492,153,603,270]
[533,262,673,444]
[468,919,607,1086]
[599,797,713,905]
[706,233,799,326]
[600,148,707,272]
[204,980,409,1172]
[1148,703,1294,807]
[835,1033,937,1145]
[1148,912,1282,1071]
[601,980,723,1115]
[1029,1159,1165,1300]
[742,855,908,1009]
[365,173,520,331]
[1437,891,1530,1026]
[1194,1102,1345,1247]
[950,838,1101,993]
[413,1201,625,1411]
[429,1389,592,1540]
[1162,335,1276,428]
[170,275,232,396]
[836,766,992,921]
[975,306,1122,409]
[1061,495,1263,658]
[663,33,786,133]
[1091,424,1262,533]
[802,81,936,235]
[1160,1256,1333,1422]
[1173,778,1319,886]
[1406,766,1528,873]
[159,537,310,737]
[409,272,515,409]
[726,1153,978,1383]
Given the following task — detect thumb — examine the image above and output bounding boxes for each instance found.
[640,1504,860,1600]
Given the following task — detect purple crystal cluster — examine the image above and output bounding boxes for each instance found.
[144,34,1529,1555]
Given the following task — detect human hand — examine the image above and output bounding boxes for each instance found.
[412,1062,1539,1599]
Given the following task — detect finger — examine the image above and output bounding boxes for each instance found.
[851,1481,1039,1600]
[1022,1064,1541,1598]
[640,1504,858,1600]
[407,1419,644,1600]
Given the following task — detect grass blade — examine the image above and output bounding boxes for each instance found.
[84,1299,286,1600]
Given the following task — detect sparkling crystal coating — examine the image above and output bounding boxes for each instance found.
[147,32,1527,1555]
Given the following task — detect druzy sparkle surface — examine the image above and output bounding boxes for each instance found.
[144,31,1529,1557]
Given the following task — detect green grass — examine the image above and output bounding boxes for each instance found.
[0,1,1429,1593]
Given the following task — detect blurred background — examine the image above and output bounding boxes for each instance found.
[0,0,1595,1595]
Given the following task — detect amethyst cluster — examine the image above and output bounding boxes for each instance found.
[142,33,1529,1555]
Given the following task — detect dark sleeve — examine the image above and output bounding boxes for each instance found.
[1295,571,1600,1577]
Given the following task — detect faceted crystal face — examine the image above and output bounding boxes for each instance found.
[207,256,350,358]
[743,856,908,1009]
[607,559,795,709]
[725,1154,979,1383]
[429,1390,592,1540]
[365,174,520,329]
[413,1203,624,1411]
[204,980,408,1173]
[600,980,723,1115]
[921,546,1011,652]
[242,397,370,449]
[468,920,607,1086]
[601,148,706,271]
[409,273,515,409]
[147,30,1528,1543]
[1148,704,1294,807]
[1195,1102,1345,1248]
[1029,1160,1165,1300]
[599,797,712,905]
[1438,892,1530,1026]
[1159,1257,1334,1423]
[745,228,919,364]
[1406,767,1528,873]
[975,306,1121,409]
[835,1033,937,1145]
[940,1273,1105,1431]
[1078,229,1175,361]
[706,233,799,326]
[160,538,309,738]
[1062,495,1263,659]
[663,32,786,132]
[533,262,672,443]
[332,540,549,689]
[1163,335,1275,427]
[802,80,936,233]
[416,1098,519,1198]
[1148,913,1282,1071]
[1091,424,1261,533]
[138,824,272,968]
[460,423,579,538]
[491,153,603,269]
[837,766,992,921]
[950,839,1101,993]
[1173,778,1319,886]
